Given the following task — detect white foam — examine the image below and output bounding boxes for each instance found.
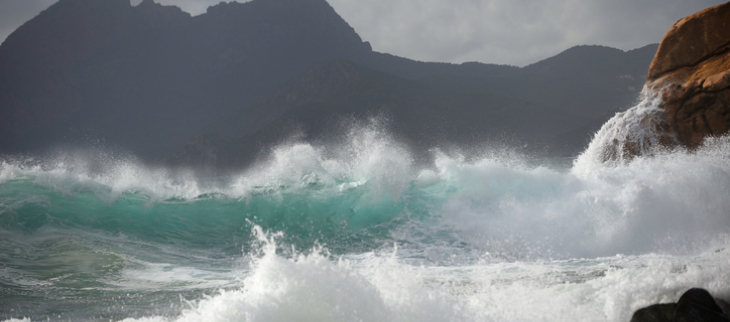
[417,136,730,259]
[227,118,415,202]
[119,228,730,322]
[573,89,664,170]
[0,118,415,205]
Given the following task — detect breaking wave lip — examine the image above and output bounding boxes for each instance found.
[2,111,730,259]
[0,118,416,203]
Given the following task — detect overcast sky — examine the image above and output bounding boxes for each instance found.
[0,0,725,66]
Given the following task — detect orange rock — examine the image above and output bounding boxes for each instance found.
[645,1,730,150]
[703,70,730,92]
[647,2,730,80]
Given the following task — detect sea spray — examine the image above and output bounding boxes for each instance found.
[574,87,676,171]
[418,139,730,259]
[113,227,730,322]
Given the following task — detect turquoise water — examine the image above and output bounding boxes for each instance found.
[1,121,730,322]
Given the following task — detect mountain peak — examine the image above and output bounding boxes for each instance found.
[0,0,373,156]
[133,0,190,27]
[205,0,333,15]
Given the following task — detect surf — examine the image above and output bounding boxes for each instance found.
[2,96,730,322]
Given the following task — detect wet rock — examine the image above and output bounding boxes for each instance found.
[630,288,730,322]
[645,2,730,150]
[716,298,730,317]
[674,288,730,322]
[592,2,730,164]
[630,303,676,322]
[646,3,730,80]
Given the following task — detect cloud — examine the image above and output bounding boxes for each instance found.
[326,0,727,66]
[1,0,727,66]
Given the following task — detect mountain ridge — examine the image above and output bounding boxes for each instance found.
[0,0,659,170]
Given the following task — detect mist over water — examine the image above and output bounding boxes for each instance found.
[1,104,730,321]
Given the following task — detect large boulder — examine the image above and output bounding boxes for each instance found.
[630,288,730,322]
[674,288,730,322]
[631,303,676,322]
[579,2,730,166]
[647,2,730,148]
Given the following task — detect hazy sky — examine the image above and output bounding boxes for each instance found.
[0,0,725,66]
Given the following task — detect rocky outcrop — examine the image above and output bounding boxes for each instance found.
[631,288,730,322]
[586,2,730,165]
[646,2,730,149]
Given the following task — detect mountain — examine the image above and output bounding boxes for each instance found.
[162,60,572,169]
[418,44,658,154]
[172,44,658,170]
[0,0,659,169]
[0,0,373,158]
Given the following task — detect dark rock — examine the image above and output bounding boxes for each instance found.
[630,303,676,322]
[630,289,730,322]
[674,288,730,322]
[716,298,730,317]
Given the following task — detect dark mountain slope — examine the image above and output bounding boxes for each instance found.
[422,45,657,119]
[354,51,519,80]
[0,0,193,155]
[0,0,659,168]
[162,60,575,169]
[418,44,659,154]
[0,0,375,158]
[0,0,523,160]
